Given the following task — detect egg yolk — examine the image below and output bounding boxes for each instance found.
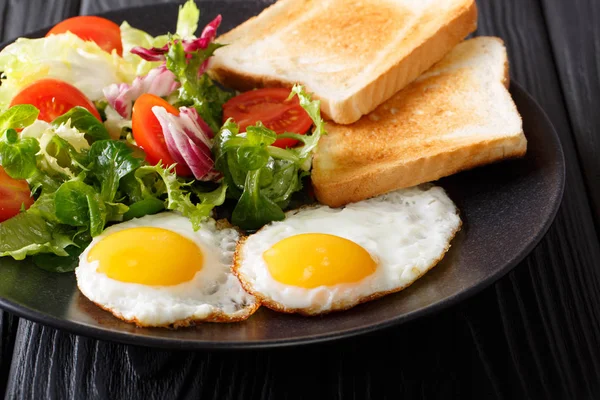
[262,233,377,288]
[88,227,203,286]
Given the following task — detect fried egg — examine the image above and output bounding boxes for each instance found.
[234,185,461,315]
[76,213,259,327]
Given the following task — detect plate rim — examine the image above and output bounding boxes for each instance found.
[0,3,566,349]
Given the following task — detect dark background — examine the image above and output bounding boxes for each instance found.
[1,0,600,398]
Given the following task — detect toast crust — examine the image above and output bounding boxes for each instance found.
[311,37,526,207]
[209,0,478,124]
[313,134,527,207]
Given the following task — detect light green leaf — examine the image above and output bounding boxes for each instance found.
[0,32,135,110]
[0,212,73,260]
[0,129,40,179]
[134,164,217,230]
[0,104,39,132]
[176,0,200,38]
[166,39,231,133]
[52,107,109,141]
[287,84,326,163]
[193,182,228,206]
[119,21,169,76]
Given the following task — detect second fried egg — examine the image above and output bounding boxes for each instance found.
[234,185,461,315]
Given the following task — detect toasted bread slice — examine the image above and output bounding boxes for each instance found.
[312,37,526,207]
[209,0,478,124]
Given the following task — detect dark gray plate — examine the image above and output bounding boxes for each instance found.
[0,2,565,349]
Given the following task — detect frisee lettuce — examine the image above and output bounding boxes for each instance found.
[133,164,226,230]
[52,107,110,141]
[166,39,231,133]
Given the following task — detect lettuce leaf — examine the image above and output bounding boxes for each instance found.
[0,32,135,110]
[166,39,231,133]
[119,0,199,76]
[0,129,40,179]
[54,179,107,237]
[133,164,224,230]
[0,194,87,268]
[103,65,179,119]
[123,197,165,220]
[28,173,62,196]
[213,86,324,230]
[120,21,169,76]
[21,120,90,152]
[0,104,39,132]
[52,107,110,141]
[20,120,90,179]
[0,211,73,260]
[88,140,144,202]
[32,245,83,273]
[231,169,285,230]
[176,0,200,38]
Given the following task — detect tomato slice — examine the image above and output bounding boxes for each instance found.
[10,78,101,123]
[46,16,123,56]
[132,94,192,176]
[222,88,313,149]
[0,167,33,222]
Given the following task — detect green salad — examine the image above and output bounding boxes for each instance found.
[0,0,325,272]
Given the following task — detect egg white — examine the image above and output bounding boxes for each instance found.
[234,185,461,315]
[76,212,259,327]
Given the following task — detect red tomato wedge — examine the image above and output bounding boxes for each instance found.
[132,94,192,176]
[222,88,313,149]
[10,79,101,123]
[46,16,123,56]
[0,167,33,222]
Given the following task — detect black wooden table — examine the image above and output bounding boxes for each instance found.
[2,0,600,398]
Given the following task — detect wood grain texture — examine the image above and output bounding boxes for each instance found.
[474,0,600,397]
[2,0,600,399]
[539,0,600,228]
[0,311,17,397]
[6,308,496,400]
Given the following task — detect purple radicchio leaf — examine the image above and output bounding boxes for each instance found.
[131,15,222,63]
[130,44,169,62]
[182,15,222,52]
[151,105,219,181]
[180,106,214,139]
[103,65,179,119]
